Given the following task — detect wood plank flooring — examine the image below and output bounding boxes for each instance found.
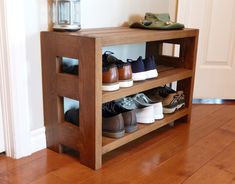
[1,104,235,184]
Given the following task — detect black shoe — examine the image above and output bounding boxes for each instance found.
[63,64,79,75]
[64,108,79,126]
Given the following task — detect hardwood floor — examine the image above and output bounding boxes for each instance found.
[1,104,235,184]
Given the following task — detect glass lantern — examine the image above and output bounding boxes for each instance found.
[52,0,81,31]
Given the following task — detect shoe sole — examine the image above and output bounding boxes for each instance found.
[119,79,133,88]
[163,103,186,114]
[102,82,120,91]
[132,72,146,81]
[102,130,125,138]
[154,114,164,120]
[145,69,158,79]
[125,125,138,133]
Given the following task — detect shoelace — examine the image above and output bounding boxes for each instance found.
[102,101,118,114]
[119,97,136,108]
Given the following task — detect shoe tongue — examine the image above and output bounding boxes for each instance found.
[137,93,149,103]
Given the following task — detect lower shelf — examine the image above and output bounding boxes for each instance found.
[102,108,189,154]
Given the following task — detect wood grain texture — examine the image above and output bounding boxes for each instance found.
[1,105,235,184]
[102,67,192,103]
[102,108,189,154]
[41,27,198,169]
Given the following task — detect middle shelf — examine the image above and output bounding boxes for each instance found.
[102,66,192,103]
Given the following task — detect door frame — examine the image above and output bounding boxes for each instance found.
[0,0,32,158]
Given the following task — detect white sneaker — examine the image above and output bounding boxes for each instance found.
[135,106,155,124]
[153,102,164,120]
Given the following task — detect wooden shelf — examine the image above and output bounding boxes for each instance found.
[102,108,189,155]
[52,27,198,46]
[102,66,192,103]
[41,27,199,170]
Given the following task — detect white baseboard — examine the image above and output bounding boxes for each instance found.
[30,127,46,153]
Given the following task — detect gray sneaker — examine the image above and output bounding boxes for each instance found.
[114,97,137,112]
[132,93,154,108]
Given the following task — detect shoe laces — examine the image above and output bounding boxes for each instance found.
[102,101,118,115]
[119,97,136,108]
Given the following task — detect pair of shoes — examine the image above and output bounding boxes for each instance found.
[147,86,185,114]
[102,51,133,91]
[128,56,158,81]
[64,108,79,126]
[132,93,164,124]
[102,98,138,138]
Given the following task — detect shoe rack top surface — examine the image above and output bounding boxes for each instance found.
[42,27,199,46]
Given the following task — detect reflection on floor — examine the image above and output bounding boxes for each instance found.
[1,104,235,184]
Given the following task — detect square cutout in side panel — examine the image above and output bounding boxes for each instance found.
[162,43,180,57]
[56,57,79,75]
[63,97,80,127]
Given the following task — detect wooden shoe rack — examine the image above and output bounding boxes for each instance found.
[41,27,199,170]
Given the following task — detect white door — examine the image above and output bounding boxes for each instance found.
[0,98,5,153]
[178,0,235,99]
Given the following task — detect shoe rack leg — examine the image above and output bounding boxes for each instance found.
[177,36,199,123]
[41,33,63,153]
[78,37,102,170]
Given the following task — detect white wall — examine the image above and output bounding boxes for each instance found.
[24,0,48,130]
[0,97,5,152]
[24,0,170,130]
[81,0,169,28]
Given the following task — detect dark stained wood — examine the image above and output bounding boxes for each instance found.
[177,35,199,122]
[41,27,199,170]
[56,73,79,100]
[41,33,103,169]
[41,32,61,152]
[77,36,102,170]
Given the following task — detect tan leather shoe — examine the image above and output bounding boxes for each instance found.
[102,64,120,91]
[118,63,133,88]
[103,51,133,88]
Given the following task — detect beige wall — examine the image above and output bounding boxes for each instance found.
[24,0,170,130]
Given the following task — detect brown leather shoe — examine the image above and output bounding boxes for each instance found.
[103,51,133,88]
[122,110,138,133]
[102,114,125,138]
[118,63,133,88]
[102,64,120,91]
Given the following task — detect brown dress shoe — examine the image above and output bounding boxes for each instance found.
[122,110,138,133]
[103,51,133,88]
[102,64,120,91]
[118,64,133,88]
[102,114,125,138]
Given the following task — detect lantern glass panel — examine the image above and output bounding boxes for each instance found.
[72,1,80,25]
[52,0,81,31]
[58,1,71,25]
